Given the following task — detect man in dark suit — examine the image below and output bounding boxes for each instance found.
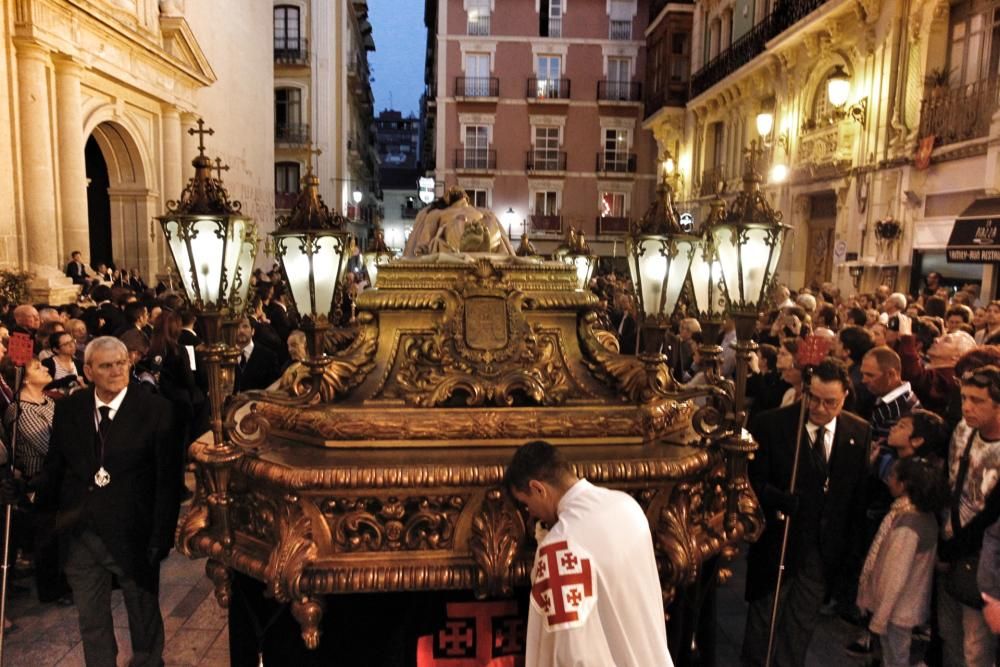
[233,316,281,393]
[4,336,181,665]
[65,251,90,286]
[741,358,871,667]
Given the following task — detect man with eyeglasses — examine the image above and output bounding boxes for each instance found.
[742,358,871,666]
[1,336,181,666]
[937,366,1000,666]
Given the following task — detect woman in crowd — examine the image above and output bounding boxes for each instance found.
[776,338,802,407]
[41,331,85,392]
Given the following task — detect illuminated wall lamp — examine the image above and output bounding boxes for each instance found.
[755,110,790,156]
[826,65,868,128]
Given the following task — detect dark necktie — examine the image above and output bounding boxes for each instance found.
[98,406,112,442]
[812,425,829,476]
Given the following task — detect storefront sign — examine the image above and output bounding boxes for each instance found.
[947,215,1000,263]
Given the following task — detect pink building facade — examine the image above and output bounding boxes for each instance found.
[423,0,658,252]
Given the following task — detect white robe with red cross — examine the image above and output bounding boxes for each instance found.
[525,478,673,667]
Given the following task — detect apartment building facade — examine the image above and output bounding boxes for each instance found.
[422,0,659,253]
[376,109,422,250]
[643,0,1000,298]
[274,0,379,239]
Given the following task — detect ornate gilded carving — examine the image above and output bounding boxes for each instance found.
[471,489,526,599]
[578,312,678,403]
[277,312,379,402]
[231,489,277,543]
[205,558,232,609]
[290,596,325,650]
[321,495,466,552]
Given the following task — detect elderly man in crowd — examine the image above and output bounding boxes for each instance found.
[898,313,977,422]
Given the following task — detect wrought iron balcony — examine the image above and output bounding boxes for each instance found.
[699,164,725,197]
[526,150,567,172]
[467,13,491,35]
[454,76,500,98]
[546,17,563,37]
[919,78,1000,148]
[454,148,497,171]
[527,78,572,100]
[274,38,309,65]
[597,216,631,234]
[609,20,632,40]
[691,0,830,97]
[596,152,637,173]
[530,214,563,233]
[598,80,642,102]
[275,123,310,145]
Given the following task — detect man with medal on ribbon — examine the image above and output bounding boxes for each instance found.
[2,336,181,666]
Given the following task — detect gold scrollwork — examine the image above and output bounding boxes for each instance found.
[470,489,526,599]
[320,495,466,552]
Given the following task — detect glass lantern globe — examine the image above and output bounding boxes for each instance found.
[827,65,851,108]
[627,234,697,323]
[755,111,774,138]
[362,227,392,289]
[710,220,787,314]
[688,233,728,320]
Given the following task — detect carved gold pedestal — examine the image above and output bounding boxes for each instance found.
[176,257,762,650]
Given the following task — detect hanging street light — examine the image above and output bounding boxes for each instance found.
[709,140,791,413]
[272,163,352,359]
[626,165,697,356]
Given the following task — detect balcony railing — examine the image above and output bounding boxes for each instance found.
[597,216,631,234]
[530,214,563,233]
[454,148,497,171]
[699,164,726,197]
[919,78,1000,148]
[546,17,563,37]
[596,152,637,173]
[467,13,491,35]
[526,150,567,172]
[274,38,309,65]
[598,80,642,102]
[609,20,632,40]
[275,123,310,144]
[401,205,420,219]
[527,78,571,100]
[691,0,829,97]
[454,76,500,98]
[275,191,298,210]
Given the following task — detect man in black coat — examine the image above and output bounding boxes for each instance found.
[5,336,181,666]
[64,251,90,286]
[741,358,871,667]
[233,316,281,393]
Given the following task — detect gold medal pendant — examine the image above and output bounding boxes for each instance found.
[94,466,111,487]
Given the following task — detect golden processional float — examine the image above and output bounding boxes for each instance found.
[162,124,787,663]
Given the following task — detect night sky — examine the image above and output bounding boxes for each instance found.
[368,0,427,117]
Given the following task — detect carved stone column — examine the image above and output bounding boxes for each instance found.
[53,55,90,263]
[15,40,59,270]
[162,108,184,204]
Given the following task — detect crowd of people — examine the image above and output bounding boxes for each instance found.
[0,248,998,665]
[590,268,1000,666]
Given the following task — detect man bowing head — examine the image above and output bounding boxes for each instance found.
[504,440,674,667]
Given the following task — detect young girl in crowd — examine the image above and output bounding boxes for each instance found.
[856,456,949,667]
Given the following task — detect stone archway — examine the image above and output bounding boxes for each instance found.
[86,120,157,281]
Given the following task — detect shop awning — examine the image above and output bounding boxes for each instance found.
[947,197,1000,263]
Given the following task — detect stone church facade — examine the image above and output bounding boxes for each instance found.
[0,0,273,303]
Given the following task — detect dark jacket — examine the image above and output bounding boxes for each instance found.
[234,345,281,393]
[65,261,88,285]
[32,385,181,592]
[746,404,872,601]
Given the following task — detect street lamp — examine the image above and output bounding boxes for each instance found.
[709,140,790,413]
[273,164,352,358]
[826,65,868,127]
[362,226,392,288]
[627,169,697,355]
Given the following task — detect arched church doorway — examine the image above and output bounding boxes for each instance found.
[83,121,155,279]
[85,135,112,269]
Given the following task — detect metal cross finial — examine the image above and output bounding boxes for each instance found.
[743,139,765,174]
[212,157,230,181]
[188,118,214,157]
[305,142,322,173]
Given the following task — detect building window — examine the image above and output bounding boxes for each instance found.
[670,33,689,82]
[466,189,490,208]
[600,191,627,217]
[467,0,491,35]
[532,126,562,169]
[948,5,1000,86]
[534,190,559,215]
[275,88,305,142]
[275,162,300,193]
[464,53,492,96]
[463,125,490,168]
[274,5,301,54]
[809,71,839,127]
[540,0,563,37]
[535,55,563,97]
[609,0,633,39]
[602,128,631,171]
[607,57,631,99]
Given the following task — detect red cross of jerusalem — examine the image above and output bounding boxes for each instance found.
[531,540,594,627]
